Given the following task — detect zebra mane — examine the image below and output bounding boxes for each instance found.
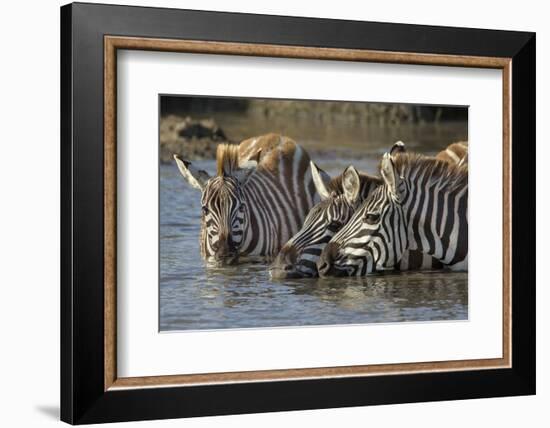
[327,172,382,194]
[391,152,468,190]
[216,143,241,176]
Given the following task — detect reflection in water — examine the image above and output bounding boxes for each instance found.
[160,158,468,331]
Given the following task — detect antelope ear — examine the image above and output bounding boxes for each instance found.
[174,154,210,191]
[380,152,400,197]
[390,140,406,156]
[342,166,361,204]
[310,161,331,200]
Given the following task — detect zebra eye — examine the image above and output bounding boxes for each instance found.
[365,212,380,224]
[329,220,342,228]
[201,206,209,215]
[239,203,246,212]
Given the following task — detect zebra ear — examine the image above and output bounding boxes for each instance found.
[310,161,331,200]
[342,166,361,204]
[174,154,210,191]
[380,152,400,197]
[390,140,406,156]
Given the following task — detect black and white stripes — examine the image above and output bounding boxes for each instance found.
[317,152,468,277]
[270,164,381,278]
[175,135,468,275]
[269,141,448,279]
[174,133,317,263]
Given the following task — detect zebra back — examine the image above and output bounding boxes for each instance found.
[228,134,317,256]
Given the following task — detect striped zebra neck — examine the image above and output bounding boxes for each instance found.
[235,142,316,257]
[397,155,468,268]
[238,168,315,256]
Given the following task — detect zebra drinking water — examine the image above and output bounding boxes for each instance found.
[270,141,452,279]
[174,133,319,264]
[270,163,382,278]
[317,151,468,277]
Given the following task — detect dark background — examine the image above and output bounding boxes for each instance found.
[159,95,468,163]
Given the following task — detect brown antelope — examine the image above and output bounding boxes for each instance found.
[436,142,468,166]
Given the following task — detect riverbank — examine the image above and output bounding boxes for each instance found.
[160,113,468,164]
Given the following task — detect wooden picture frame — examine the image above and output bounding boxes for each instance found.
[61,2,535,424]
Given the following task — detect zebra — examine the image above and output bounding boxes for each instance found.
[317,150,468,277]
[270,162,382,278]
[270,141,449,279]
[173,133,320,264]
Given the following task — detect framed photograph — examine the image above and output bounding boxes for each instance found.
[61,2,535,424]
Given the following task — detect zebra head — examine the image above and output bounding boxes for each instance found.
[317,152,407,277]
[174,144,258,264]
[270,162,379,279]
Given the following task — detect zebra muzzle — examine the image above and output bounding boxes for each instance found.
[270,245,300,279]
[317,242,336,277]
[212,247,239,265]
[317,242,349,277]
[270,260,297,279]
